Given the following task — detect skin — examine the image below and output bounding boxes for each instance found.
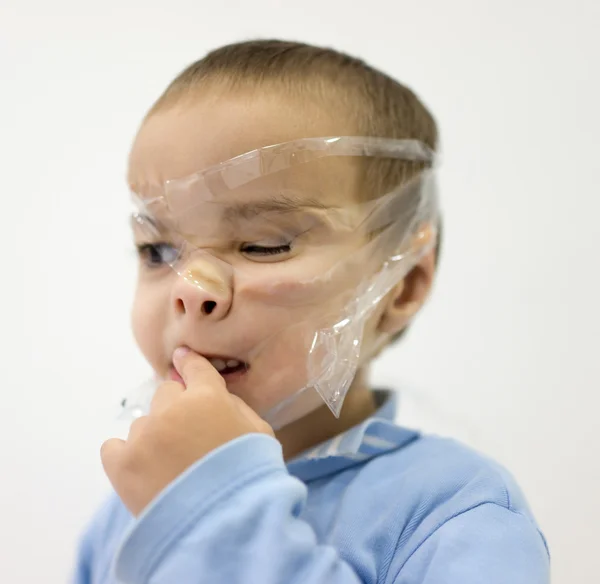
[102,90,436,516]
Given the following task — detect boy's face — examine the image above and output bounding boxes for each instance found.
[127,94,398,421]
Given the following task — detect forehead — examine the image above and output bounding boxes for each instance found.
[127,93,361,204]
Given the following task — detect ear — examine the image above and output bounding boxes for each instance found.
[377,247,437,336]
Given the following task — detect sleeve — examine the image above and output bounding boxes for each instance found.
[71,532,93,584]
[392,502,550,584]
[113,433,368,584]
[70,494,132,584]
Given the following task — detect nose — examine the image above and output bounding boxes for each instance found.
[172,254,233,320]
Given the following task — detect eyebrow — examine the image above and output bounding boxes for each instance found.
[130,194,331,234]
[130,212,164,235]
[220,194,330,222]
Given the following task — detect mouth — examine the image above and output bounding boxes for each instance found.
[168,354,249,386]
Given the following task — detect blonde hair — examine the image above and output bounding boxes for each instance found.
[150,40,437,193]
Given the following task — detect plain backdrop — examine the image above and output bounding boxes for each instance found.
[1,1,598,582]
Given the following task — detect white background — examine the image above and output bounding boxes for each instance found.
[1,1,598,582]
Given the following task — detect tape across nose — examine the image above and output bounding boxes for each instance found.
[173,252,233,319]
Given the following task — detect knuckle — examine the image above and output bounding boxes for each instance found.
[99,439,115,463]
[128,416,148,437]
[100,439,129,475]
[112,447,142,477]
[132,415,148,426]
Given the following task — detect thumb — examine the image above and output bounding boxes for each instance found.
[100,438,127,483]
[172,347,226,391]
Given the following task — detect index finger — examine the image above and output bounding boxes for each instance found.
[172,347,227,392]
[150,380,185,414]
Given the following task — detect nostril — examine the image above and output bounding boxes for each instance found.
[202,300,217,315]
[175,298,185,314]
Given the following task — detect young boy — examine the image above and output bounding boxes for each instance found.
[73,40,550,583]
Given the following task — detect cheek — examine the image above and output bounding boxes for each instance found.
[237,261,356,311]
[236,321,323,415]
[131,283,167,371]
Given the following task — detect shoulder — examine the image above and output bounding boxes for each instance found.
[362,432,538,520]
[353,433,549,581]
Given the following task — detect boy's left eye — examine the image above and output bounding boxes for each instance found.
[240,243,292,258]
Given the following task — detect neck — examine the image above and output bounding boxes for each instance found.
[275,369,377,460]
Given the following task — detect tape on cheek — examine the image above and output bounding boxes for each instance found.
[234,261,357,309]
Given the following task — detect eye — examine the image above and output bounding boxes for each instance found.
[136,243,180,267]
[240,243,292,258]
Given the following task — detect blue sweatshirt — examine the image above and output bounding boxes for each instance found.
[73,393,550,583]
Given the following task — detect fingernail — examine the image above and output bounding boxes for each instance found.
[173,346,190,363]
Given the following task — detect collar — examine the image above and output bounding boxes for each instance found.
[286,391,420,482]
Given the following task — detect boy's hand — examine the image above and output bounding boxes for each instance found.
[101,348,274,516]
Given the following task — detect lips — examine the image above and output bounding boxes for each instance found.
[169,367,185,385]
[168,351,249,386]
